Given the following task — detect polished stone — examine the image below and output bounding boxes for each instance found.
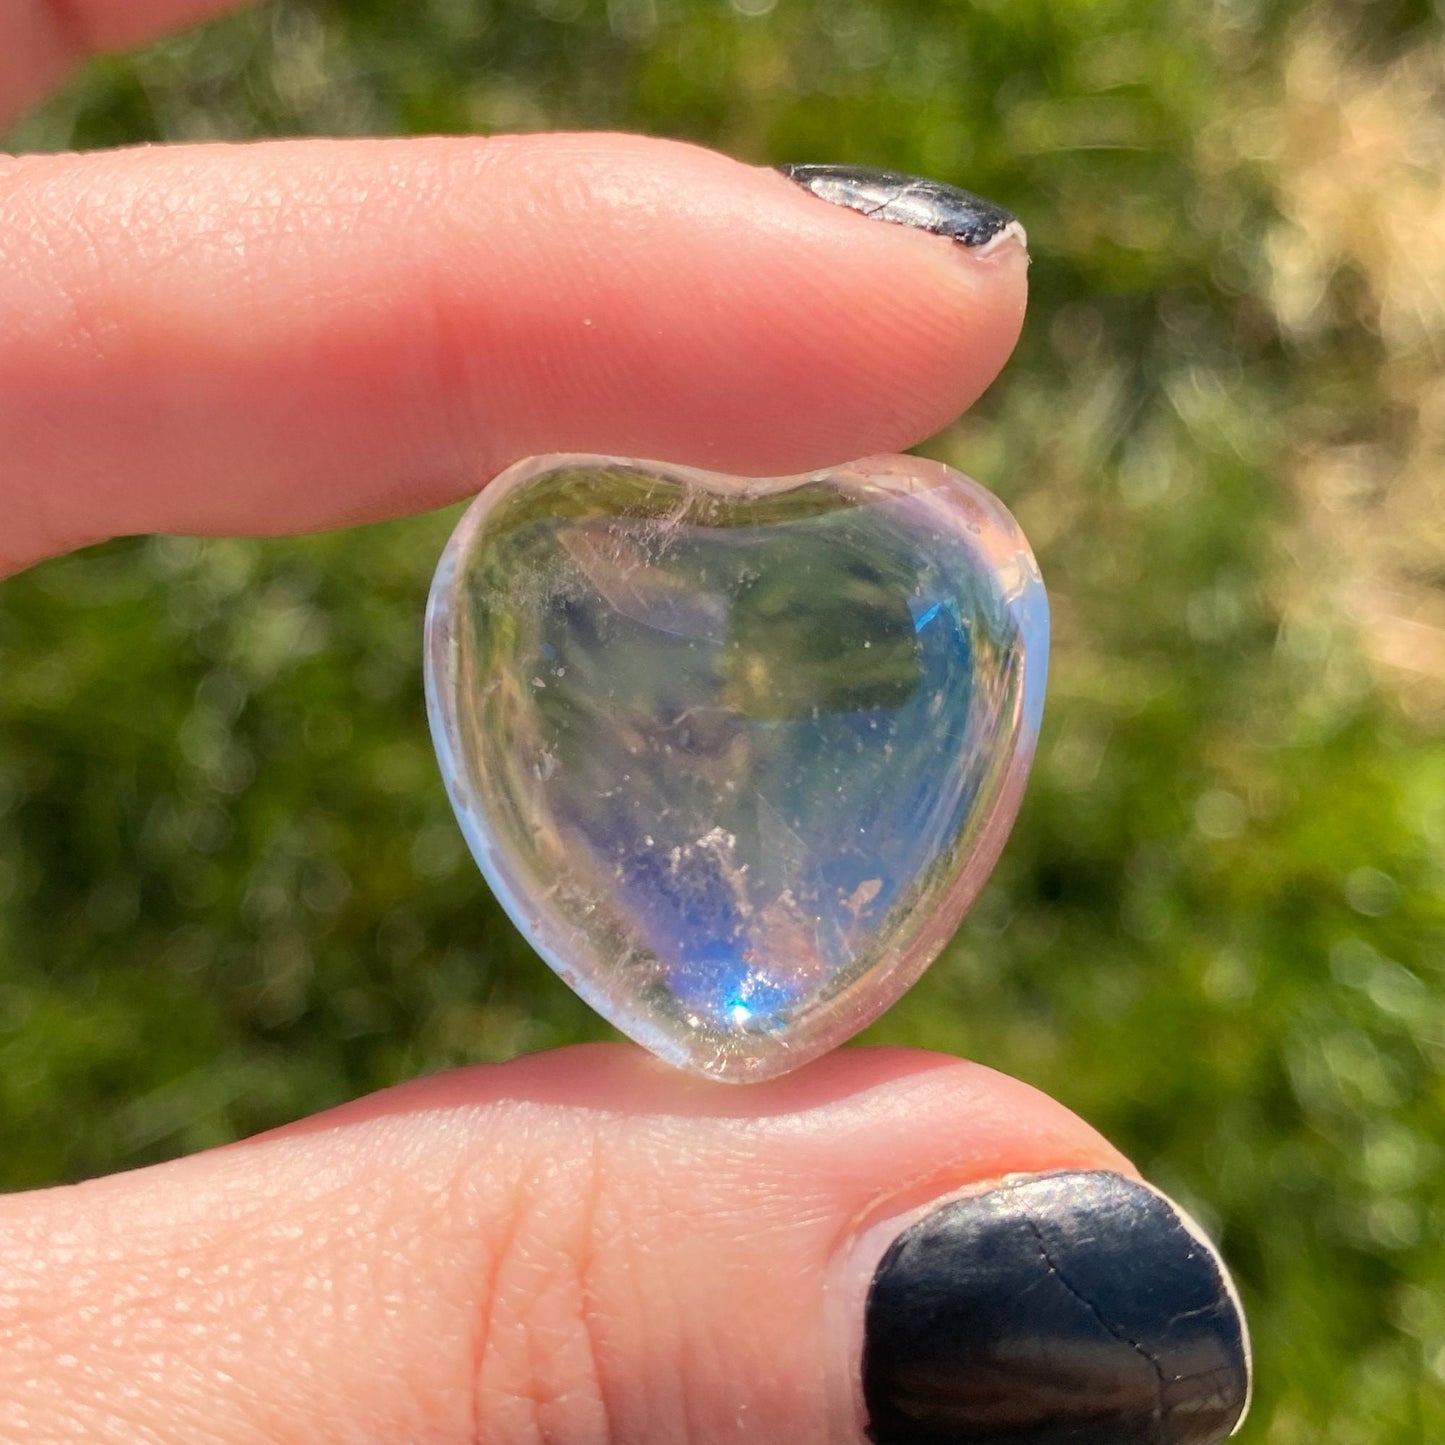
[425,454,1048,1081]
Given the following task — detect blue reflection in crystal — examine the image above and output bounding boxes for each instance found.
[911,599,943,630]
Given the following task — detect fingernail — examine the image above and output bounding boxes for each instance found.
[775,163,1026,253]
[859,1171,1251,1445]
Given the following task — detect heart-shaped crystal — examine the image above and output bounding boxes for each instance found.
[425,454,1047,1081]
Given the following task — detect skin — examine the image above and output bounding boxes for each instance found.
[0,6,1134,1442]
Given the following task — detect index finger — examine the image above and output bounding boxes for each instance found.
[0,134,1027,575]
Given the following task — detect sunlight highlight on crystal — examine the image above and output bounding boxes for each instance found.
[425,454,1048,1081]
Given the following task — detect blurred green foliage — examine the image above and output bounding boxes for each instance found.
[5,1,1445,1440]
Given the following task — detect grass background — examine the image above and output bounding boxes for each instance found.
[5,1,1445,1439]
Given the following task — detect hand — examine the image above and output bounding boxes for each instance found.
[0,5,1251,1444]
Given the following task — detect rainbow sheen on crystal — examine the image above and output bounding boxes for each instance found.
[425,454,1047,1081]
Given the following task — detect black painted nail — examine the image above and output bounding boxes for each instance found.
[861,1171,1250,1445]
[776,163,1024,250]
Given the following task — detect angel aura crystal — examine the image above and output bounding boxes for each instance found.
[425,454,1048,1081]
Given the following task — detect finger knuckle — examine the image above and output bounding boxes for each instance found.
[469,1136,623,1445]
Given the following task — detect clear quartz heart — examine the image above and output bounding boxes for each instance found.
[425,453,1048,1081]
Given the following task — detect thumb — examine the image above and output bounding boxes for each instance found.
[0,1044,1249,1445]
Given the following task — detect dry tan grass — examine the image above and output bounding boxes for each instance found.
[1264,25,1445,719]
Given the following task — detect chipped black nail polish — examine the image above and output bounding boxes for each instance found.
[862,1171,1250,1445]
[776,164,1022,250]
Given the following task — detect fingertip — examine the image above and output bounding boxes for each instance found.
[753,157,1032,404]
[716,159,1031,468]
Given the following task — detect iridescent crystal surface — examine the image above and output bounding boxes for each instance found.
[425,454,1048,1081]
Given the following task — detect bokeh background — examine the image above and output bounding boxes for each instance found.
[4,0,1445,1438]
